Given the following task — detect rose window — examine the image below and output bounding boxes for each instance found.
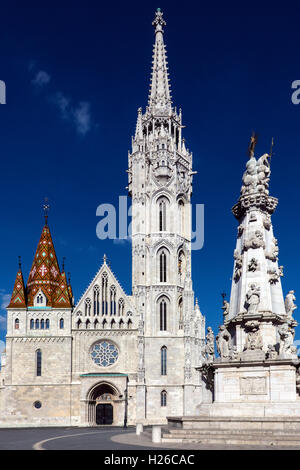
[90,341,119,367]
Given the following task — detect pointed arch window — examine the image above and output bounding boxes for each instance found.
[178,297,183,330]
[159,250,167,282]
[159,298,167,331]
[161,390,167,407]
[118,298,124,316]
[110,286,116,315]
[36,349,42,377]
[102,273,108,315]
[85,298,91,316]
[35,319,40,329]
[161,346,167,375]
[93,285,100,316]
[158,198,167,232]
[178,200,185,235]
[14,318,19,329]
[30,319,34,329]
[40,319,45,330]
[45,319,50,329]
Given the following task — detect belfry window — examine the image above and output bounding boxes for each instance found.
[159,299,167,331]
[159,250,167,282]
[14,318,19,329]
[158,199,167,231]
[161,346,167,375]
[59,318,64,329]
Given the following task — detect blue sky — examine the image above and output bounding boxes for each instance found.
[1,0,300,351]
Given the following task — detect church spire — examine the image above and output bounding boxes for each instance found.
[7,258,27,308]
[148,8,172,112]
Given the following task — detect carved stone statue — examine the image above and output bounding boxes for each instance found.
[204,327,215,362]
[268,267,283,284]
[265,238,279,262]
[278,323,297,357]
[263,215,271,231]
[244,284,261,314]
[233,250,243,282]
[216,325,232,359]
[244,321,263,351]
[248,258,259,272]
[243,230,265,251]
[266,344,278,360]
[240,152,271,196]
[222,299,230,321]
[237,224,244,237]
[285,290,297,318]
[229,346,240,361]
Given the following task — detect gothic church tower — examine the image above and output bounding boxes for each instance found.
[128,9,205,422]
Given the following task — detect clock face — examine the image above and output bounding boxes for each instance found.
[90,341,119,367]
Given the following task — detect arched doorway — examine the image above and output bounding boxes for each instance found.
[87,382,121,426]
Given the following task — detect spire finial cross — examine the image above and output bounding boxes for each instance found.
[152,8,166,34]
[43,197,50,225]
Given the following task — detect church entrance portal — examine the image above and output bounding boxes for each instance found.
[96,403,113,425]
[87,382,123,426]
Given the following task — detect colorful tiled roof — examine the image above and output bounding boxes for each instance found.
[26,223,72,308]
[7,268,27,308]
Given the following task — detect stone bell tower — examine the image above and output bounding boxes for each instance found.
[128,9,204,423]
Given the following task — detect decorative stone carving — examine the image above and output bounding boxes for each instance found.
[240,376,267,395]
[265,238,279,262]
[278,323,297,357]
[240,152,271,196]
[266,344,278,360]
[249,212,257,222]
[237,224,244,237]
[268,267,283,284]
[216,325,232,359]
[285,290,297,318]
[244,284,260,314]
[233,250,243,282]
[244,321,263,352]
[229,346,240,361]
[243,230,265,251]
[204,327,215,362]
[248,258,259,272]
[263,215,271,231]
